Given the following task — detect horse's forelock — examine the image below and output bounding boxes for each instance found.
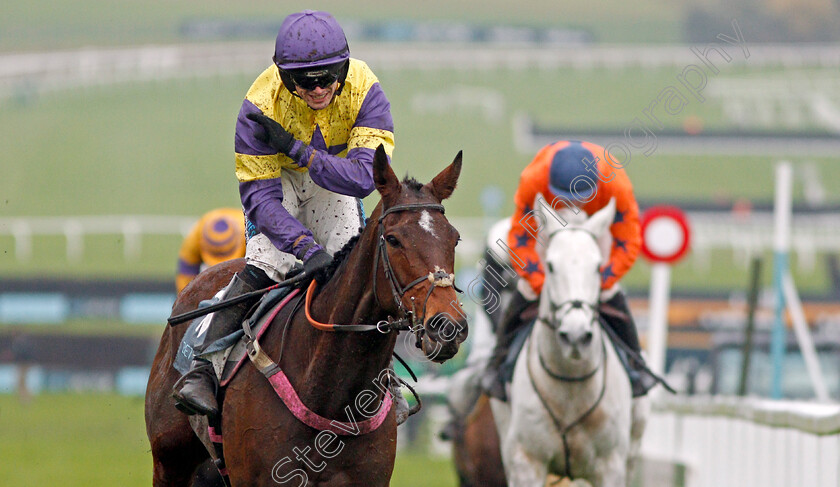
[401,175,424,194]
[557,207,587,226]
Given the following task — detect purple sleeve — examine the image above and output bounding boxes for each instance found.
[292,83,394,198]
[239,179,322,260]
[305,146,377,197]
[235,99,279,157]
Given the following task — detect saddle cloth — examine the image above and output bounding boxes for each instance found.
[174,286,299,386]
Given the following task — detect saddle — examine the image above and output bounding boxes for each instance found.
[174,285,299,386]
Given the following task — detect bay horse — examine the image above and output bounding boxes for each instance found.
[145,146,468,486]
[456,196,647,487]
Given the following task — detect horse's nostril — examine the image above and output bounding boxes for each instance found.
[581,332,593,345]
[558,331,571,344]
[428,313,467,344]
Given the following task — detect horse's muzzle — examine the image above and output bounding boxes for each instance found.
[421,313,468,363]
[558,329,593,348]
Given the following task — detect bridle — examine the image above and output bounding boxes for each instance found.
[538,299,599,334]
[536,298,603,382]
[530,293,608,482]
[374,203,460,333]
[305,202,460,343]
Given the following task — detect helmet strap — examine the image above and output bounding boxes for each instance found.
[277,66,300,97]
[333,59,350,97]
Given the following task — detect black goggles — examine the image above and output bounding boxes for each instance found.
[282,64,343,91]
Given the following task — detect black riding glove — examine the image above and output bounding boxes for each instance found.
[303,249,334,285]
[246,112,296,156]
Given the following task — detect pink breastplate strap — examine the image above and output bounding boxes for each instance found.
[267,371,393,435]
[245,315,393,436]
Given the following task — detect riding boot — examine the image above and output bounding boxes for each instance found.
[172,265,274,417]
[600,291,657,398]
[480,290,534,402]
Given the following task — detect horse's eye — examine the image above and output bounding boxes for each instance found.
[546,262,554,273]
[385,235,401,248]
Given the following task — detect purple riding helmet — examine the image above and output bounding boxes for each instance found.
[273,10,351,95]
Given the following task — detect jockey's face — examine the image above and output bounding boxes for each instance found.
[295,81,339,110]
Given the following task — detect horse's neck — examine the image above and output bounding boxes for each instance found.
[317,225,383,325]
[294,226,397,416]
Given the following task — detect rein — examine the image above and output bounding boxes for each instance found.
[526,334,608,481]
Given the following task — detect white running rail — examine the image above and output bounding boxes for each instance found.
[643,395,840,487]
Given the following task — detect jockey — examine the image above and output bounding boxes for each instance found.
[480,140,657,401]
[176,208,247,294]
[172,10,407,421]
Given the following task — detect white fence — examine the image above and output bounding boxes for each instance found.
[3,43,840,101]
[0,215,195,262]
[2,213,839,271]
[643,395,840,487]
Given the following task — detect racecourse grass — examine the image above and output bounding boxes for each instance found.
[0,393,152,486]
[2,54,839,295]
[0,392,460,487]
[0,0,685,52]
[0,319,164,337]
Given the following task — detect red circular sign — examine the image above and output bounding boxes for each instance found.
[639,206,691,264]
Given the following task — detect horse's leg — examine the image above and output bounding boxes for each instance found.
[150,427,210,487]
[147,330,210,487]
[454,395,507,487]
[191,459,225,487]
[149,400,211,487]
[502,441,548,487]
[626,396,649,486]
[590,452,626,487]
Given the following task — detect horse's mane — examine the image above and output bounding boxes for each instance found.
[322,230,363,281]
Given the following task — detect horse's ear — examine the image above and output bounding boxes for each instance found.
[535,193,565,241]
[583,197,616,237]
[373,144,400,202]
[425,150,462,201]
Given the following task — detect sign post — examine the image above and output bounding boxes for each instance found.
[639,206,691,379]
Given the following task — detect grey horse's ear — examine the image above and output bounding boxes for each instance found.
[583,197,616,237]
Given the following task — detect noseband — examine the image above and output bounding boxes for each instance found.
[538,299,599,331]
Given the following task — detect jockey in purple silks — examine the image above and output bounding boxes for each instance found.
[172,10,409,422]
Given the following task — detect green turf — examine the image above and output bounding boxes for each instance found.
[0,0,685,52]
[0,392,459,486]
[3,64,839,292]
[0,393,152,486]
[5,65,832,219]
